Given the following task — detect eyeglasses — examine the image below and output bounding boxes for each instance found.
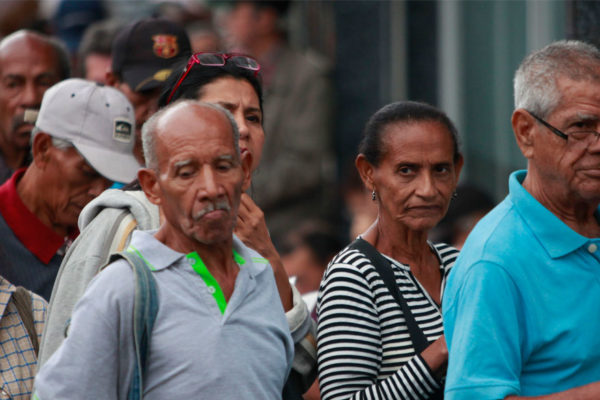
[165,52,261,105]
[526,110,600,146]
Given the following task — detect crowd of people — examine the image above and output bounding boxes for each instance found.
[0,1,598,400]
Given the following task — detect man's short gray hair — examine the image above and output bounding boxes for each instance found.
[30,126,72,156]
[142,100,240,171]
[514,40,600,118]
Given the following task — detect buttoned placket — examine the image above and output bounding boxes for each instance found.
[586,240,600,262]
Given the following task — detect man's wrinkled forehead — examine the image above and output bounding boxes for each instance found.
[160,103,236,141]
[0,35,60,75]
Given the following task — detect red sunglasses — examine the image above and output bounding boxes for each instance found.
[165,52,261,105]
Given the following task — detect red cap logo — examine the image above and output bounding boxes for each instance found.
[152,35,179,59]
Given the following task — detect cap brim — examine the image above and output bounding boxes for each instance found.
[122,65,173,92]
[73,141,141,184]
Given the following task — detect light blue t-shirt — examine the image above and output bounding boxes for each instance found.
[443,170,600,399]
[34,230,294,400]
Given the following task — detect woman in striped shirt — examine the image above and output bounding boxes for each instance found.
[317,101,463,400]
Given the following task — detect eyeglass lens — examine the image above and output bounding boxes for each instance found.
[196,53,226,66]
[229,56,260,70]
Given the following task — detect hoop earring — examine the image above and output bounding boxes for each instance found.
[371,190,376,201]
[452,191,458,200]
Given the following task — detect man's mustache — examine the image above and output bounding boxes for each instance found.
[193,200,231,221]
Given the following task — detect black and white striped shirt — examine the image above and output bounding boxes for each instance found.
[317,242,459,400]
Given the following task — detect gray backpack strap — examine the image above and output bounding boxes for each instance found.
[107,250,159,400]
[12,287,38,355]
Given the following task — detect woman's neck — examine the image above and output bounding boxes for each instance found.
[363,217,442,303]
[362,217,432,268]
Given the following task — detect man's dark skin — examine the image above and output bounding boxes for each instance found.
[0,31,63,174]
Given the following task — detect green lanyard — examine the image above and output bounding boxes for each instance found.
[186,250,246,315]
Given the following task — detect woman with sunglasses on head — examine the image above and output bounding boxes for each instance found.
[38,54,315,395]
[317,101,464,400]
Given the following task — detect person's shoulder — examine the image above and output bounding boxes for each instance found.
[232,235,272,276]
[431,242,459,263]
[457,196,528,266]
[329,243,369,268]
[443,198,529,296]
[66,256,137,328]
[78,189,159,231]
[88,257,136,299]
[29,290,47,309]
[321,243,375,286]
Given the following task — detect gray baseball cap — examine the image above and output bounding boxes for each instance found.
[35,78,140,183]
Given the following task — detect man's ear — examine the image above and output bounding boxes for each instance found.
[512,109,536,159]
[31,132,53,169]
[240,151,253,191]
[138,168,162,206]
[105,71,118,87]
[355,153,375,193]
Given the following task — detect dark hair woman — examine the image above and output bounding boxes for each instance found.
[159,53,265,171]
[317,101,464,400]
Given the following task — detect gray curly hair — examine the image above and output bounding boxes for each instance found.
[514,40,600,118]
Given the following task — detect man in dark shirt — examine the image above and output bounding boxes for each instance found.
[0,79,139,299]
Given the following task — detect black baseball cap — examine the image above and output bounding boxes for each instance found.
[112,18,191,92]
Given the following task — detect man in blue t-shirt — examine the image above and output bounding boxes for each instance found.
[444,40,600,400]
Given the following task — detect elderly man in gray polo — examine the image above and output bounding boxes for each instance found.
[34,100,294,399]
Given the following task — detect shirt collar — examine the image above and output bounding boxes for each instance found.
[128,230,185,271]
[510,170,592,258]
[0,276,14,319]
[232,234,268,277]
[129,230,268,277]
[0,169,69,264]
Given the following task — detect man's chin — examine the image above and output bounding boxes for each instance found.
[190,224,234,246]
[191,233,232,246]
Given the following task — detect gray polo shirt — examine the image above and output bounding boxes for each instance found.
[34,230,294,400]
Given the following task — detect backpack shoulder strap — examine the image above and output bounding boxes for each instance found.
[348,238,430,353]
[12,286,39,356]
[107,250,159,400]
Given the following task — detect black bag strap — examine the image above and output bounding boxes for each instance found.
[349,238,430,353]
[12,286,39,355]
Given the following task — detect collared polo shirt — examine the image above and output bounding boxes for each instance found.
[0,169,74,300]
[34,230,294,400]
[443,170,600,399]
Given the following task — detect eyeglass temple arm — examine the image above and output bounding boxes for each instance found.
[527,110,568,140]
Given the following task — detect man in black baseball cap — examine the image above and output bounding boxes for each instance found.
[107,17,191,165]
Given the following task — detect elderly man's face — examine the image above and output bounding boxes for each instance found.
[36,136,112,230]
[0,35,61,151]
[530,76,600,203]
[146,106,250,246]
